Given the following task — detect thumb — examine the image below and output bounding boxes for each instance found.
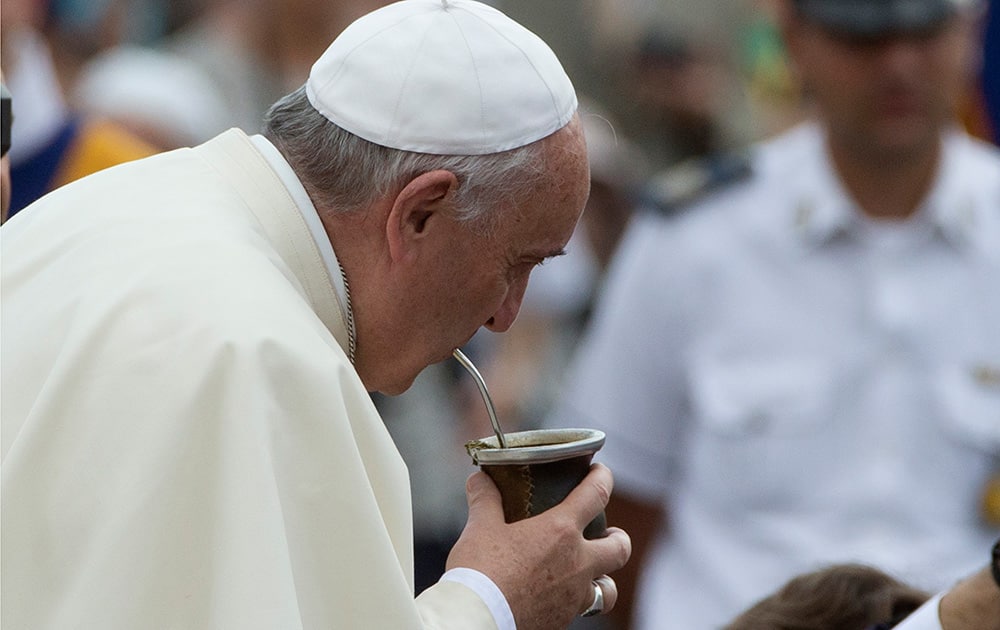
[464,471,506,527]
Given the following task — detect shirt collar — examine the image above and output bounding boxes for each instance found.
[249,134,354,339]
[789,126,856,247]
[919,128,983,249]
[790,124,983,251]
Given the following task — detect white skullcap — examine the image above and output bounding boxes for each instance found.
[306,0,577,155]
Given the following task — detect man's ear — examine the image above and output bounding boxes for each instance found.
[385,169,459,262]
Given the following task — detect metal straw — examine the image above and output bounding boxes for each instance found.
[452,348,508,448]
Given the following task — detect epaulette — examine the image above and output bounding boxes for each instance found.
[640,149,753,217]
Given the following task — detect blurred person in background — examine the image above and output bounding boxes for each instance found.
[726,539,1000,630]
[594,0,759,171]
[71,45,229,150]
[549,0,1000,628]
[623,18,750,170]
[725,563,932,630]
[500,1,785,175]
[0,0,157,218]
[515,0,803,220]
[165,0,392,133]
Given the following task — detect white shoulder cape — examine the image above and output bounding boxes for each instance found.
[1,130,496,629]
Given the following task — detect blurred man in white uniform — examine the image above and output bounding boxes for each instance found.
[551,0,999,627]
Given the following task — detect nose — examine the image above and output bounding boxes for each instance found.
[484,277,528,333]
[878,36,926,75]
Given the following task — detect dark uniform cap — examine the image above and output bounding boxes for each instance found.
[794,0,966,37]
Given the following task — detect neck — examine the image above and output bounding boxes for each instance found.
[826,132,942,221]
[938,567,1000,630]
[318,205,391,390]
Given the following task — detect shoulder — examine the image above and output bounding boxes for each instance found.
[611,126,826,290]
[943,130,1000,240]
[639,123,819,220]
[948,130,1000,183]
[951,128,1000,160]
[640,149,753,217]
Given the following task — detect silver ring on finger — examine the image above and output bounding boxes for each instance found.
[581,580,604,617]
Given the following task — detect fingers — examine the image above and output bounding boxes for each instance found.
[550,463,632,575]
[462,471,505,527]
[588,526,632,577]
[594,574,618,613]
[557,463,614,532]
[580,574,619,617]
[464,464,631,578]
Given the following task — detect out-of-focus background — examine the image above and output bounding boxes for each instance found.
[2,1,997,628]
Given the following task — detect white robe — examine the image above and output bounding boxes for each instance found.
[1,129,496,629]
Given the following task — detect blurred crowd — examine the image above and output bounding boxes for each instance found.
[2,1,998,629]
[2,0,811,219]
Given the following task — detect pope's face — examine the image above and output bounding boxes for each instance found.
[785,12,976,164]
[372,119,590,395]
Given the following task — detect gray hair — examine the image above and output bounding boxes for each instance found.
[262,86,554,231]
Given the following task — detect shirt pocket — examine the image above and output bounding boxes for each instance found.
[935,362,1000,455]
[689,354,833,437]
[685,354,836,506]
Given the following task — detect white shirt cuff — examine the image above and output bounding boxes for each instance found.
[439,568,516,630]
[892,592,944,630]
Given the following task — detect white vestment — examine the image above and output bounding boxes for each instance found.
[1,129,497,629]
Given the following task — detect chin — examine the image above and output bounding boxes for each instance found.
[362,365,417,396]
[376,374,420,397]
[369,350,457,396]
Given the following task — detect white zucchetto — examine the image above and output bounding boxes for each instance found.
[306,0,577,155]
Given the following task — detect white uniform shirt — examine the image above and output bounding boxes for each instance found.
[551,122,1000,629]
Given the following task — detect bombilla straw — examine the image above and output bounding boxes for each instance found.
[453,348,508,448]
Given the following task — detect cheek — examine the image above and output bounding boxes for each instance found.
[440,266,506,325]
[472,268,529,327]
[480,274,517,316]
[930,36,977,105]
[808,46,865,93]
[504,270,533,314]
